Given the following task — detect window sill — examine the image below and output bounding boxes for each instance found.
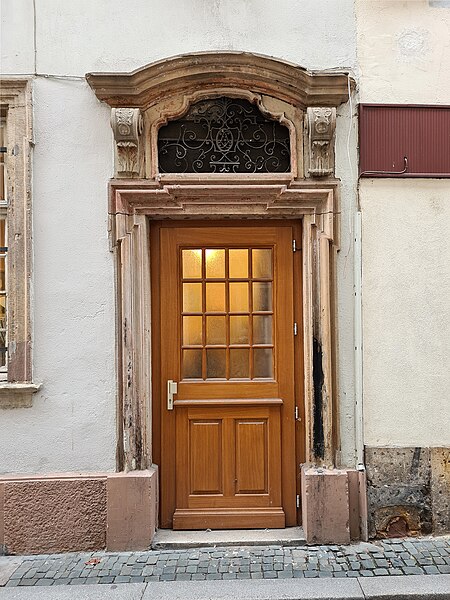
[0,383,41,408]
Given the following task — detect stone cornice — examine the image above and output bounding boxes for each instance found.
[109,178,338,246]
[86,52,353,110]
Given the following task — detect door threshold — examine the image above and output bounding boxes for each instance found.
[152,527,305,550]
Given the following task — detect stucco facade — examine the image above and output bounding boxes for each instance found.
[0,0,448,553]
[356,0,450,537]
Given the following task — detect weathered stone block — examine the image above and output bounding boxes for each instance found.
[366,447,431,486]
[106,468,158,551]
[301,466,350,544]
[365,446,446,538]
[0,469,159,555]
[431,447,450,534]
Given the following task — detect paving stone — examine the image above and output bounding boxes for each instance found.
[404,558,417,566]
[18,579,39,586]
[390,557,405,567]
[438,565,450,574]
[373,568,389,576]
[403,566,425,575]
[424,565,440,574]
[374,559,389,568]
[277,571,293,578]
[1,535,448,588]
[162,566,176,574]
[175,573,192,581]
[35,579,54,586]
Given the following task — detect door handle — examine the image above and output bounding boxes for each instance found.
[167,380,178,410]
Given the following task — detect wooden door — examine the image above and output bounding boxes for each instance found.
[153,223,300,529]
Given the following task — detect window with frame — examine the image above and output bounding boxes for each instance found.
[0,79,38,404]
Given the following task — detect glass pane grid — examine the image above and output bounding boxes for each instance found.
[181,247,274,380]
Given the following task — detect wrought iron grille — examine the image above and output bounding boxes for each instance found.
[158,97,291,174]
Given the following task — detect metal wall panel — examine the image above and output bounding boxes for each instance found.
[359,104,450,177]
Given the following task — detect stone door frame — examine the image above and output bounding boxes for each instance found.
[109,177,339,473]
[87,52,352,474]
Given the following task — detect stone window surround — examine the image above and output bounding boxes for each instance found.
[87,52,353,472]
[0,79,40,408]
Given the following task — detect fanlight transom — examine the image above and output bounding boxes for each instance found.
[157,97,291,174]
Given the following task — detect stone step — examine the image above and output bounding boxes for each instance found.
[152,527,306,550]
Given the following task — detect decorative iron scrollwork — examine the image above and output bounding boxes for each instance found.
[158,97,291,174]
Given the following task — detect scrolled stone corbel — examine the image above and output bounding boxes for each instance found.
[307,107,336,177]
[111,108,143,177]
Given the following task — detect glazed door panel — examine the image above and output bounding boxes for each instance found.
[157,225,298,529]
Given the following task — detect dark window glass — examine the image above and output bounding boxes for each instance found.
[158,97,290,174]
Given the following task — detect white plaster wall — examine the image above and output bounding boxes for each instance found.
[0,78,116,474]
[32,0,356,76]
[356,0,450,448]
[1,0,359,472]
[335,97,360,466]
[0,0,35,74]
[360,181,450,447]
[356,0,450,103]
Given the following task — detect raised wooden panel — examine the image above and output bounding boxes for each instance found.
[190,420,223,495]
[235,420,268,494]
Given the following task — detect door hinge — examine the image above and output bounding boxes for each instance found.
[293,322,298,336]
[296,494,300,508]
[292,239,297,252]
[295,406,301,421]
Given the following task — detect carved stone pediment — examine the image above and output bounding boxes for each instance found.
[88,53,351,180]
[87,52,353,111]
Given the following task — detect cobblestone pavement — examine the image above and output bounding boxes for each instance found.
[1,537,449,587]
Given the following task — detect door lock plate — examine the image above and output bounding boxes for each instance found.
[167,380,178,410]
